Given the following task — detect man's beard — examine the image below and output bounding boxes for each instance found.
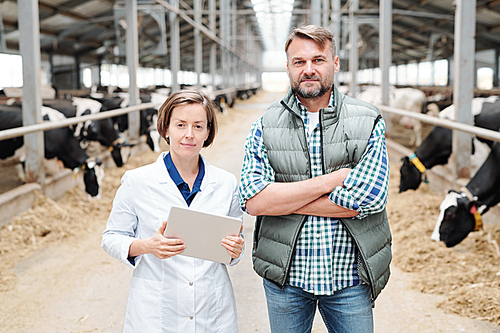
[290,74,333,100]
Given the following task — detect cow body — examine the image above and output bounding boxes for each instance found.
[432,141,500,247]
[357,86,427,146]
[0,106,104,197]
[43,98,124,167]
[92,91,164,152]
[399,97,499,192]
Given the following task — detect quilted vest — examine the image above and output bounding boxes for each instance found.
[252,86,392,301]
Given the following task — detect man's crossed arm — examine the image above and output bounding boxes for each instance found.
[245,168,358,218]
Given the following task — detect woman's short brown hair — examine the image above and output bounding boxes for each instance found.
[157,90,218,148]
[285,24,336,60]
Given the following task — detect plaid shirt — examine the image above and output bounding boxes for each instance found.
[239,92,389,295]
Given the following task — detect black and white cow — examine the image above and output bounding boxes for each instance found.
[42,97,125,167]
[0,106,104,198]
[91,91,165,152]
[399,96,500,192]
[431,140,500,247]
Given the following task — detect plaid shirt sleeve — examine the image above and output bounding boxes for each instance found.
[328,118,389,219]
[239,117,275,212]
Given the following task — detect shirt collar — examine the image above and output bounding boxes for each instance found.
[164,152,205,188]
[295,90,335,118]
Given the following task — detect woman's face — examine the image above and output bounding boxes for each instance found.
[166,103,209,161]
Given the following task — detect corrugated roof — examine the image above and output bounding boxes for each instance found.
[0,0,499,72]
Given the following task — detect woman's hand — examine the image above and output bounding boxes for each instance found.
[129,221,186,259]
[221,225,245,259]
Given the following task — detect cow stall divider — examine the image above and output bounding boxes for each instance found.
[0,102,161,227]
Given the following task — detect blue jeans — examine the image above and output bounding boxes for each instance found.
[263,279,373,333]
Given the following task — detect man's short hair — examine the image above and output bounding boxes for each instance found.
[285,24,336,59]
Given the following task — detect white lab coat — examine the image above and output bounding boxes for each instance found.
[102,152,243,333]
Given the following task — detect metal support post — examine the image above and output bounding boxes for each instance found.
[349,0,358,97]
[380,0,391,113]
[311,0,321,26]
[220,0,229,89]
[126,0,140,141]
[209,0,217,87]
[494,48,499,88]
[75,54,81,89]
[194,0,202,90]
[447,57,452,86]
[0,5,7,51]
[169,0,180,92]
[333,0,340,88]
[19,0,44,184]
[452,0,476,179]
[232,0,238,88]
[322,0,329,27]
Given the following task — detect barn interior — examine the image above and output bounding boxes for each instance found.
[1,1,500,331]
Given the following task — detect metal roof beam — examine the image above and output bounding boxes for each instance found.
[155,0,258,69]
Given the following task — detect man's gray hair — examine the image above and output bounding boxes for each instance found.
[285,24,336,59]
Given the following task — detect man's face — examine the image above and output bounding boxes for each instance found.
[286,38,339,100]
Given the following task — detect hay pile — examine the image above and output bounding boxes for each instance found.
[0,148,159,292]
[388,162,500,326]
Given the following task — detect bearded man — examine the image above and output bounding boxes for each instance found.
[239,24,392,333]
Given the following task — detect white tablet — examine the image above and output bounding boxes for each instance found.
[163,205,242,264]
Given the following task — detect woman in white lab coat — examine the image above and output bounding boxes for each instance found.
[102,90,244,333]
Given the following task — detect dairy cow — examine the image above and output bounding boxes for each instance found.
[42,97,124,167]
[431,141,500,247]
[0,106,104,198]
[357,86,428,146]
[399,96,500,192]
[91,91,165,152]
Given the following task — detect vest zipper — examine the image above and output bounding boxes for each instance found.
[279,99,316,288]
[319,108,325,174]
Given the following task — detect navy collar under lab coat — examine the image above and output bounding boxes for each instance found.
[164,152,205,207]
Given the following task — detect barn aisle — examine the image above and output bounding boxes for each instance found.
[0,90,498,332]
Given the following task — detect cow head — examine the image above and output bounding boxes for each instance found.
[431,190,483,248]
[81,158,105,199]
[109,144,124,167]
[110,141,134,167]
[399,156,423,192]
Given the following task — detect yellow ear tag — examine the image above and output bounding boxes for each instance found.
[470,205,482,231]
[409,153,426,173]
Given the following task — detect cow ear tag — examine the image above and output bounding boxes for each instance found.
[470,205,482,231]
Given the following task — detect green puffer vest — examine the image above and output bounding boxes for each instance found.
[252,86,392,301]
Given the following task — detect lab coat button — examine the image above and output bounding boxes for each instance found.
[189,316,194,320]
[189,281,193,286]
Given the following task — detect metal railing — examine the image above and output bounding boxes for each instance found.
[377,105,500,143]
[0,102,161,142]
[0,84,263,142]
